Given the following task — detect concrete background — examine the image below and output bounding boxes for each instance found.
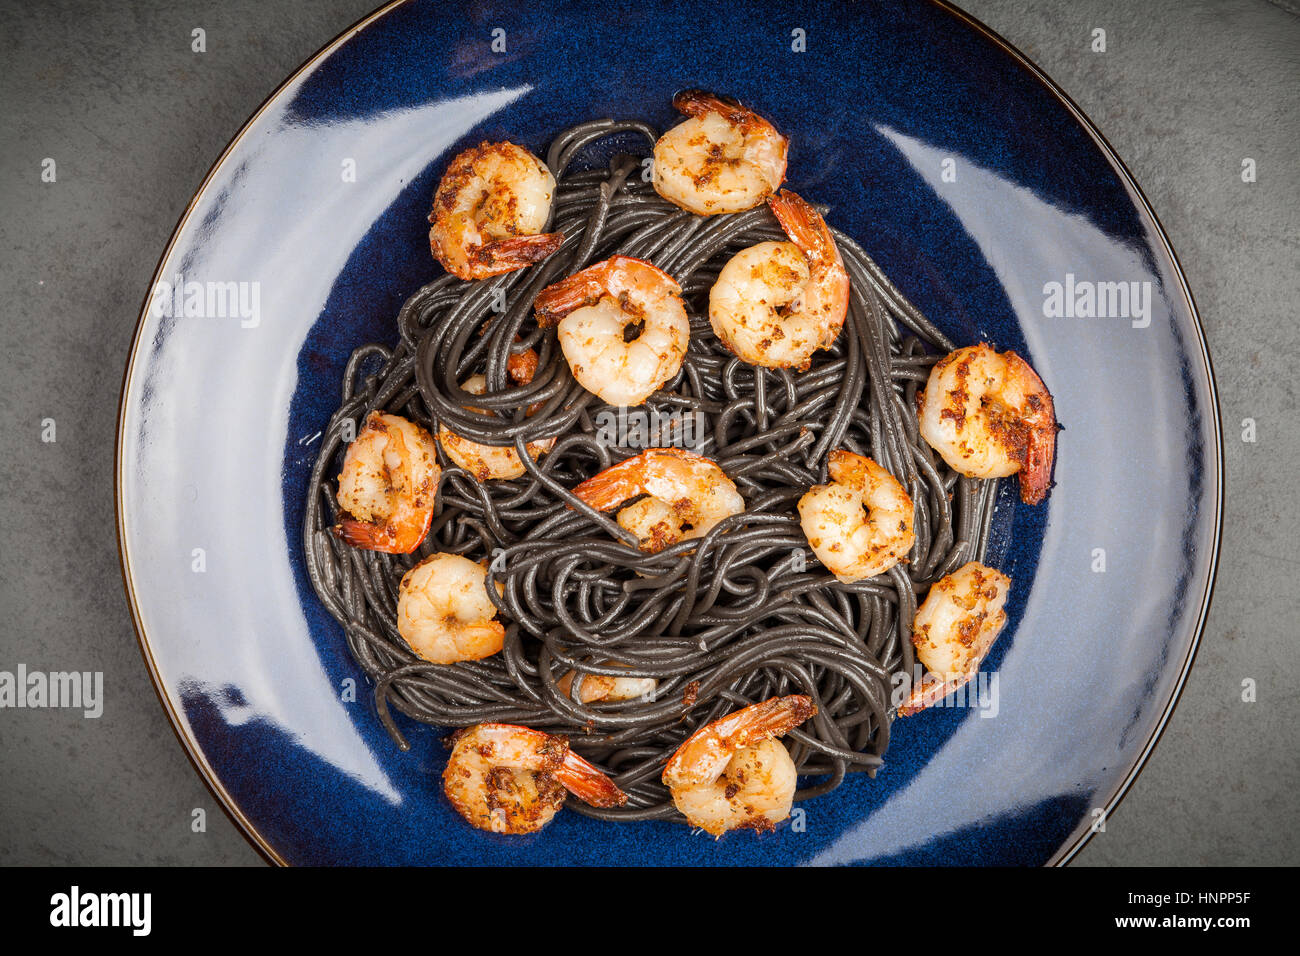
[0,0,1296,865]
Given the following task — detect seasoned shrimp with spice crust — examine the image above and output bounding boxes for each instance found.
[335,411,440,554]
[917,344,1057,505]
[798,450,914,582]
[534,255,689,407]
[662,695,815,836]
[442,724,627,834]
[428,141,564,280]
[652,90,788,215]
[898,561,1011,716]
[709,190,850,370]
[396,553,506,664]
[572,447,744,553]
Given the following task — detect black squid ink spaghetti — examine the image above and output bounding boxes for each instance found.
[302,114,1013,828]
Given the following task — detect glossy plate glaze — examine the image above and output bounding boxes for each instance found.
[117,0,1220,865]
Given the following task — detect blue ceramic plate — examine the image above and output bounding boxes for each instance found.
[117,0,1221,865]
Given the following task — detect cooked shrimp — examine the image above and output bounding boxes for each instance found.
[442,723,627,833]
[652,90,788,215]
[709,190,850,370]
[798,450,915,583]
[428,141,564,280]
[572,447,744,553]
[898,561,1011,716]
[396,553,506,664]
[437,374,555,481]
[662,695,815,836]
[556,667,657,703]
[917,344,1057,505]
[534,255,689,407]
[335,411,440,554]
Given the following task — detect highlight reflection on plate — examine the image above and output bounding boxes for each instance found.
[117,0,1220,865]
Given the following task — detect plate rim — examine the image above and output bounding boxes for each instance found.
[113,0,1224,868]
[937,5,1224,866]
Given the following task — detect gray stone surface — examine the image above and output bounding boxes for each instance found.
[0,0,1295,866]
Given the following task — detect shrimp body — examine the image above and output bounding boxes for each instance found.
[442,724,627,834]
[396,553,506,664]
[709,191,850,369]
[798,450,915,582]
[662,695,815,836]
[437,374,555,481]
[335,411,440,554]
[899,561,1011,716]
[535,256,689,407]
[572,448,744,552]
[557,668,657,703]
[429,142,564,280]
[653,90,788,215]
[917,344,1057,505]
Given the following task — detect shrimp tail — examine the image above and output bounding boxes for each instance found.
[334,512,430,554]
[571,448,692,510]
[1019,425,1055,506]
[673,89,746,121]
[897,671,976,717]
[720,694,816,744]
[665,694,815,787]
[533,255,663,326]
[672,89,779,139]
[570,456,647,510]
[554,749,628,808]
[768,190,835,263]
[533,264,608,326]
[471,232,564,278]
[1004,350,1056,506]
